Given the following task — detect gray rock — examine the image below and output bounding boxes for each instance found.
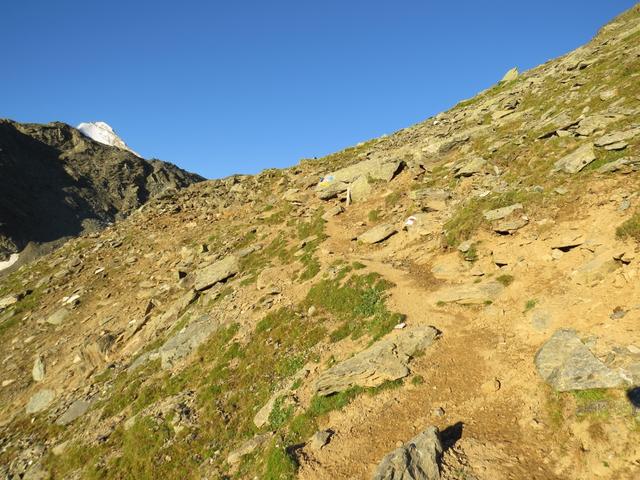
[317,181,349,200]
[323,158,402,185]
[433,281,504,305]
[227,432,273,465]
[308,430,332,450]
[372,426,442,480]
[409,189,451,211]
[0,293,22,310]
[571,249,620,285]
[26,389,55,414]
[46,307,70,325]
[493,217,528,234]
[194,255,239,291]
[453,157,486,177]
[315,326,438,396]
[483,203,523,221]
[32,356,45,382]
[535,329,624,391]
[359,224,397,244]
[159,314,219,369]
[553,144,597,174]
[500,67,519,82]
[597,157,640,173]
[594,128,640,147]
[254,368,308,428]
[350,176,373,203]
[322,205,344,221]
[55,399,91,425]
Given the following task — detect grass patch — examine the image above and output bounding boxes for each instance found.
[524,299,537,312]
[616,210,640,242]
[496,274,514,287]
[305,272,404,342]
[368,209,380,222]
[444,190,538,246]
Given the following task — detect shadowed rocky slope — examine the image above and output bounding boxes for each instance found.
[0,120,204,261]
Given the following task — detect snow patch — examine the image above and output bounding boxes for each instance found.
[76,121,141,157]
[0,253,19,272]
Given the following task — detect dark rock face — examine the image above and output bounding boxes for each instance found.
[0,119,203,260]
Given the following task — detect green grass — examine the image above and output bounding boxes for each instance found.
[616,210,640,242]
[524,299,537,312]
[444,190,538,246]
[496,274,514,287]
[305,272,404,342]
[368,209,380,222]
[385,191,402,207]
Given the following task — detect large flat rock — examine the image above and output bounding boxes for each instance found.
[433,281,504,305]
[553,144,596,174]
[315,326,438,396]
[194,255,239,291]
[535,329,624,392]
[359,223,398,244]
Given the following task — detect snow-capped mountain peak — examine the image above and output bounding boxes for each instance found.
[76,121,141,157]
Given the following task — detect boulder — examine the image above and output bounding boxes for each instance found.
[553,144,596,173]
[227,433,273,465]
[453,157,486,177]
[483,203,523,221]
[315,326,438,396]
[597,157,640,173]
[571,249,620,285]
[372,426,442,480]
[0,293,22,310]
[409,189,451,211]
[308,430,333,451]
[359,224,397,244]
[26,389,56,414]
[594,128,640,147]
[194,255,239,291]
[433,281,503,305]
[158,314,219,369]
[32,356,45,382]
[350,176,373,203]
[535,329,624,391]
[46,308,70,326]
[493,216,528,234]
[500,67,519,83]
[321,205,344,221]
[55,399,91,426]
[317,181,349,200]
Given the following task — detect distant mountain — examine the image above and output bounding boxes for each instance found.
[0,119,204,262]
[76,121,141,157]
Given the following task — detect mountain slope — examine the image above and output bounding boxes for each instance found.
[0,120,204,264]
[0,4,639,480]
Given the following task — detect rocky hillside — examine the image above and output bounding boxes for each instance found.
[0,120,203,265]
[1,5,640,480]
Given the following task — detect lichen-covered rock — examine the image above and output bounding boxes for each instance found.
[315,326,438,396]
[535,329,624,391]
[372,426,442,480]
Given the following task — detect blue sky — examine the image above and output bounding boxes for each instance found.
[2,1,636,179]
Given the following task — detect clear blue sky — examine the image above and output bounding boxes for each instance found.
[2,1,636,179]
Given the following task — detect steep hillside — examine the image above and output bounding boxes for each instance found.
[1,5,639,480]
[0,120,203,265]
